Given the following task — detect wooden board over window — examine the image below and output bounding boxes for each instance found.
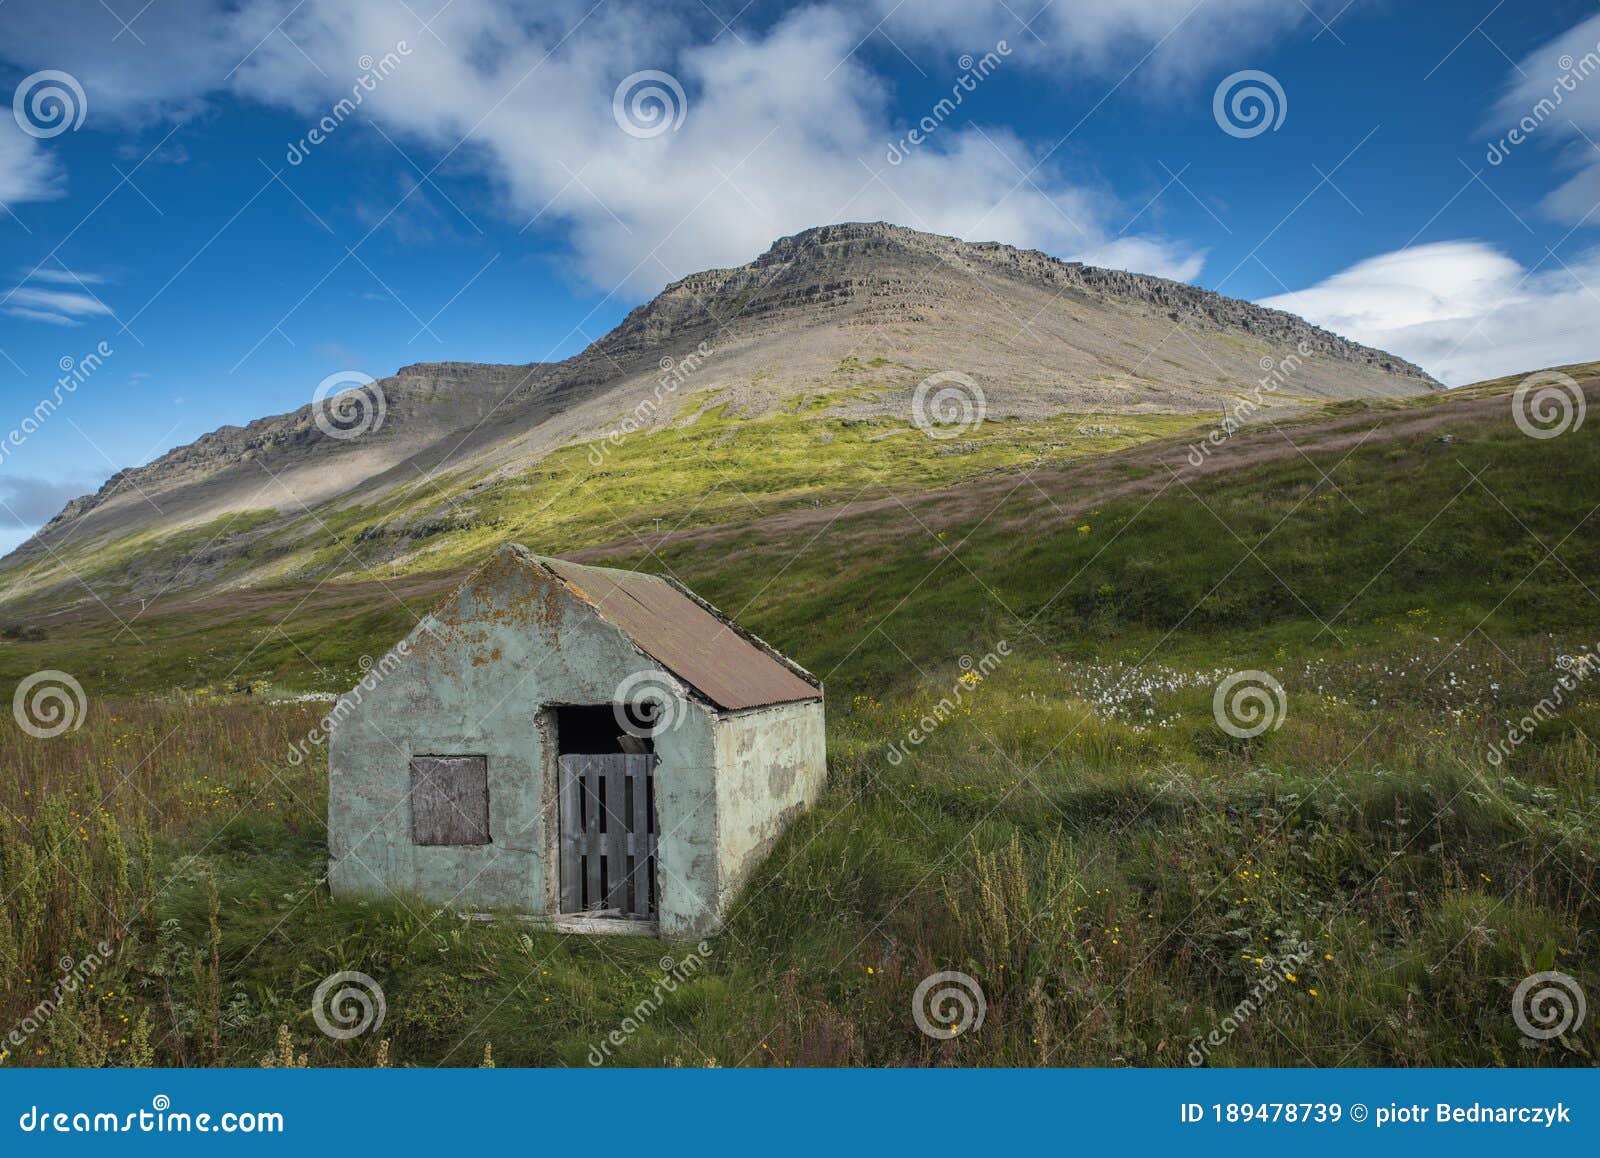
[410,755,490,846]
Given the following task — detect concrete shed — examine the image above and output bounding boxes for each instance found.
[327,543,826,938]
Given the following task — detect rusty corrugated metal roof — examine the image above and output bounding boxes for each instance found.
[538,555,821,711]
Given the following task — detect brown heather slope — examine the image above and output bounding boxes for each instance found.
[568,370,1587,563]
[30,367,1560,654]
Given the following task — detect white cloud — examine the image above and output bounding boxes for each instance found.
[867,0,1310,83]
[1489,13,1600,226]
[24,267,106,284]
[1259,240,1600,386]
[243,1,1212,290]
[0,0,279,119]
[1074,236,1206,282]
[0,123,63,207]
[2,284,114,326]
[4,306,81,326]
[0,0,1211,294]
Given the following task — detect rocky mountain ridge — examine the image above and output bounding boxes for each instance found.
[600,222,1435,382]
[4,221,1439,611]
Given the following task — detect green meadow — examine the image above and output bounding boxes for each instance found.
[2,373,1596,1066]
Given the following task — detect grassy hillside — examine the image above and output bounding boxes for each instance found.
[1,373,1596,1066]
[1,362,1203,614]
[9,370,1594,699]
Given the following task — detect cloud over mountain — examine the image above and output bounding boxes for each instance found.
[0,0,1222,291]
[1259,240,1600,386]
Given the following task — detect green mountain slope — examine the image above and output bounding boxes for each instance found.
[1,223,1435,618]
[9,366,1589,698]
[2,366,1595,1068]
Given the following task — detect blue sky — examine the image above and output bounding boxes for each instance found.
[2,0,1600,554]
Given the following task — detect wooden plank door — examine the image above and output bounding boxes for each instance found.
[558,753,658,918]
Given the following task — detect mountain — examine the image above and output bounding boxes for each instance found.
[0,222,1436,616]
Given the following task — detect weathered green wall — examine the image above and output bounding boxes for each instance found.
[712,699,828,921]
[327,544,824,938]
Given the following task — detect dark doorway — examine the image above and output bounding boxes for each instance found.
[553,704,653,755]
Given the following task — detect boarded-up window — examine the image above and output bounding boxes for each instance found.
[410,755,490,846]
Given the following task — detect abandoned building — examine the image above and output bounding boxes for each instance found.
[326,543,826,938]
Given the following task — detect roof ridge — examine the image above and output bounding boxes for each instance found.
[656,571,821,689]
[517,548,821,711]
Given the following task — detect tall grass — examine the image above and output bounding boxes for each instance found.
[1,384,1595,1065]
[0,699,324,1065]
[1,637,1592,1067]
